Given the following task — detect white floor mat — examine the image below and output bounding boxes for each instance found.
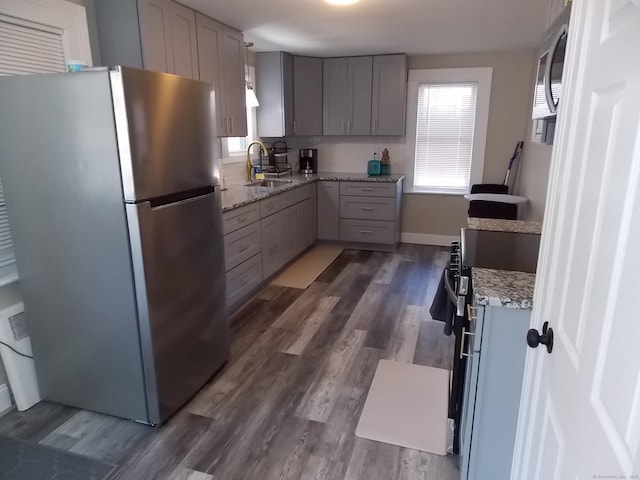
[356,360,450,455]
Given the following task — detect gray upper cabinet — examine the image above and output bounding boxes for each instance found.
[293,56,323,136]
[195,14,247,138]
[96,0,247,137]
[219,28,247,137]
[323,56,372,136]
[195,13,222,132]
[137,0,174,74]
[169,2,199,79]
[255,52,294,138]
[371,54,407,135]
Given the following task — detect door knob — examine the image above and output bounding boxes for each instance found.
[527,321,554,353]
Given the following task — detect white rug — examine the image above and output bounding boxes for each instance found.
[271,245,343,289]
[356,360,450,455]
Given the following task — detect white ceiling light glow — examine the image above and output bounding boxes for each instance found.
[325,0,359,5]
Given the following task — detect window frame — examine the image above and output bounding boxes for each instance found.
[404,67,493,195]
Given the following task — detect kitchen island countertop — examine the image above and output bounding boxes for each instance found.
[467,217,542,234]
[221,172,405,212]
[473,267,535,309]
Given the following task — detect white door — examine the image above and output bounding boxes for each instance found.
[512,0,640,478]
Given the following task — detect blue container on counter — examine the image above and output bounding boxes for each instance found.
[367,160,381,176]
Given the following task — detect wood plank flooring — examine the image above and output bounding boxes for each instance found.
[0,244,458,480]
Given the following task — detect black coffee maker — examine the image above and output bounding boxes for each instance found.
[299,149,318,174]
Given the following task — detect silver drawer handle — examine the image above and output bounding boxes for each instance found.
[359,230,373,234]
[360,188,374,192]
[360,207,374,211]
[240,277,249,287]
[239,244,249,253]
[237,216,247,223]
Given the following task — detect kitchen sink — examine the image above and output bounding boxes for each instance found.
[244,178,293,188]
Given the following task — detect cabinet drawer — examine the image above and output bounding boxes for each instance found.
[224,222,262,272]
[340,219,396,244]
[340,195,396,221]
[340,181,396,198]
[226,253,262,307]
[260,184,312,218]
[222,202,261,235]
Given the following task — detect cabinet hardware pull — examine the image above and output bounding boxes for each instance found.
[348,120,352,133]
[360,188,374,191]
[373,120,378,134]
[237,216,246,223]
[239,245,248,252]
[240,277,249,287]
[359,230,373,234]
[460,328,476,358]
[360,207,373,211]
[341,121,345,134]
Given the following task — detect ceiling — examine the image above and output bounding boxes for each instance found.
[180,0,552,57]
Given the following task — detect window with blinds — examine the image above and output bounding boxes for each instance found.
[413,82,479,193]
[0,14,66,282]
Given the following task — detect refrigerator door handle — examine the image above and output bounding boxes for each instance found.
[150,189,216,211]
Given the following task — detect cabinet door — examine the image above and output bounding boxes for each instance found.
[323,57,348,135]
[280,205,298,264]
[317,181,340,240]
[138,0,174,74]
[347,56,373,135]
[169,2,199,79]
[371,54,407,135]
[195,13,223,133]
[261,211,283,279]
[219,27,247,137]
[293,56,323,136]
[295,199,313,252]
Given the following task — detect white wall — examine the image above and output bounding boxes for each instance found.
[513,55,555,222]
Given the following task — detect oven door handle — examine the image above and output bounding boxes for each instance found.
[443,267,459,304]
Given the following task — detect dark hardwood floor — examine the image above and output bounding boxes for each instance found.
[0,244,458,480]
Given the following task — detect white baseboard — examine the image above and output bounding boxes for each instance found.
[0,384,12,415]
[401,232,458,246]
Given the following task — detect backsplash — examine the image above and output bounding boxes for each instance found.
[221,160,247,187]
[276,136,408,174]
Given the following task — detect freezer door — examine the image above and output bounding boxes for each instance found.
[111,67,219,201]
[126,188,229,423]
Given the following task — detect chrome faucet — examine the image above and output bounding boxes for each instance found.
[246,141,269,182]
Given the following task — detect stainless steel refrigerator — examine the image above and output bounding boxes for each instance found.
[0,67,229,425]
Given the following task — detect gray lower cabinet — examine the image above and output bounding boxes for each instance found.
[337,180,403,249]
[317,181,340,240]
[226,253,262,308]
[460,304,531,480]
[223,183,316,311]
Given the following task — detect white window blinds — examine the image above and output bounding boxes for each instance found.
[0,15,66,282]
[413,82,478,193]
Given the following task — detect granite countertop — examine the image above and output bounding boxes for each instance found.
[473,268,535,309]
[221,172,405,212]
[467,217,542,234]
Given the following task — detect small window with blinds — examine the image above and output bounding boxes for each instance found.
[414,82,478,194]
[0,14,66,284]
